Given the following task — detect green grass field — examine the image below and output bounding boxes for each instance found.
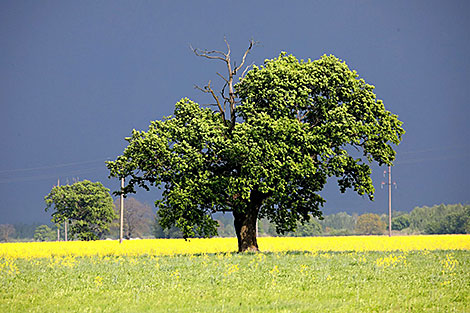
[1,250,469,312]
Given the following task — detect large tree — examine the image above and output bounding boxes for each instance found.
[107,42,404,252]
[45,180,116,240]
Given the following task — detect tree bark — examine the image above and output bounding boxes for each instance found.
[233,189,267,252]
[233,208,259,252]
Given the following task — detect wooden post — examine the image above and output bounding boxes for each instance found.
[64,220,68,241]
[388,166,392,237]
[120,177,124,244]
[57,178,60,241]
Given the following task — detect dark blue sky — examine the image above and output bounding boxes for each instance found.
[1,1,469,224]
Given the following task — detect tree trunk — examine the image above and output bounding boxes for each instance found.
[233,209,259,252]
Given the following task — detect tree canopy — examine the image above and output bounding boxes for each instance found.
[107,45,404,252]
[33,225,56,242]
[45,180,116,240]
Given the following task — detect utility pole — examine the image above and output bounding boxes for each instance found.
[56,178,69,241]
[64,219,68,241]
[388,166,392,237]
[63,178,68,242]
[382,166,396,237]
[120,177,124,244]
[57,178,60,241]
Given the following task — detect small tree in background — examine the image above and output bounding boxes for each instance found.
[0,224,15,242]
[33,225,56,241]
[319,212,357,234]
[391,214,411,231]
[355,213,386,235]
[111,197,154,238]
[288,218,323,237]
[12,223,43,240]
[423,204,470,234]
[45,180,116,240]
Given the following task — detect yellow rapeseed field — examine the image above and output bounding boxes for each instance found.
[0,235,468,260]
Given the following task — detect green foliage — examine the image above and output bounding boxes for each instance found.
[423,204,469,234]
[355,213,386,235]
[258,218,278,236]
[319,212,357,233]
[409,205,432,231]
[408,204,470,234]
[44,180,116,240]
[287,217,323,236]
[152,213,184,239]
[392,214,411,231]
[11,223,43,240]
[33,225,56,242]
[107,52,404,242]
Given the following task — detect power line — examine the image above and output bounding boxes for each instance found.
[395,153,470,165]
[0,166,105,184]
[0,157,111,174]
[398,145,464,155]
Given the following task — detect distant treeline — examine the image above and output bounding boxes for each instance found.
[214,203,469,237]
[1,203,468,242]
[393,203,470,235]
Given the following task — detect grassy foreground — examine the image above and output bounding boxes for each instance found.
[1,236,469,312]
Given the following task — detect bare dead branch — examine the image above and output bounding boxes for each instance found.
[216,72,229,83]
[241,62,255,79]
[194,81,226,125]
[192,39,257,131]
[221,83,229,101]
[234,39,255,74]
[207,81,225,115]
[224,36,231,58]
[190,44,227,61]
[300,112,309,121]
[194,84,210,93]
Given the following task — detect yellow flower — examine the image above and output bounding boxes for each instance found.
[225,264,239,276]
[94,276,103,286]
[375,254,406,269]
[0,258,19,275]
[0,235,468,259]
[441,253,459,274]
[269,265,279,275]
[170,269,181,280]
